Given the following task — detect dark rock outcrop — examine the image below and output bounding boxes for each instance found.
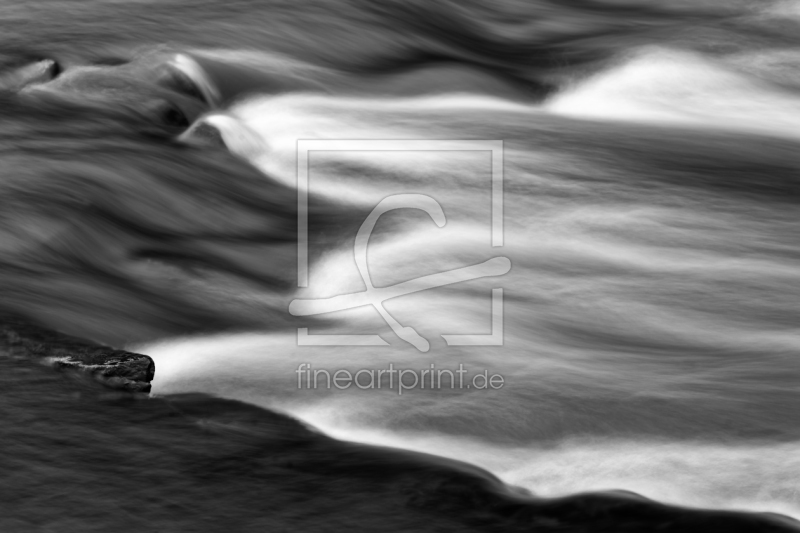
[0,318,154,392]
[0,317,798,531]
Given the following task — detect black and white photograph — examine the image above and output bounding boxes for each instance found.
[1,1,799,531]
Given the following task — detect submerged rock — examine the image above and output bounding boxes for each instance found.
[0,318,154,392]
[0,317,798,531]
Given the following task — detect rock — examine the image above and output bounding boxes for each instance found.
[0,318,154,392]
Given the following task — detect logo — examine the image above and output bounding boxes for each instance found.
[289,140,508,352]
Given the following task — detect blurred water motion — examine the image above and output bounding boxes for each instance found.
[2,0,800,529]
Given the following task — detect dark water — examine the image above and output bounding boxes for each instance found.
[6,330,796,533]
[2,0,800,528]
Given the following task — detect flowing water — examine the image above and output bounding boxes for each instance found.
[3,0,800,525]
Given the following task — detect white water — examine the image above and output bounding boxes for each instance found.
[546,47,800,139]
[144,330,800,519]
[144,46,800,519]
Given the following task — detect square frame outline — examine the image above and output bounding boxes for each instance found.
[296,140,504,347]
